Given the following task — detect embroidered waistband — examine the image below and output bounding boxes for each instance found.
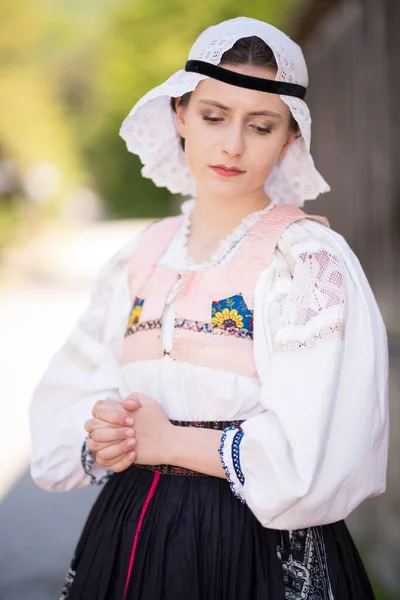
[135,419,244,476]
[169,419,244,430]
[125,318,253,340]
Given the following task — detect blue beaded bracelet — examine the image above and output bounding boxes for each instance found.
[218,426,246,504]
[231,428,245,485]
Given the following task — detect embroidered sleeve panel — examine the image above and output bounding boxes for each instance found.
[218,426,246,503]
[267,221,347,354]
[81,435,113,486]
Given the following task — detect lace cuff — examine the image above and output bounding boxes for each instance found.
[218,426,246,503]
[81,435,113,485]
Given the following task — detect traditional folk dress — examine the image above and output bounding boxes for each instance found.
[29,199,388,599]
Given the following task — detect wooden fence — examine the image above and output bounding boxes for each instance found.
[293,0,399,335]
[290,1,400,594]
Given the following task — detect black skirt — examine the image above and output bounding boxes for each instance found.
[60,421,376,600]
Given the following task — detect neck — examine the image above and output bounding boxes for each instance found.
[189,187,272,242]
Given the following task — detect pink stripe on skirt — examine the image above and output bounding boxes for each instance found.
[123,471,161,599]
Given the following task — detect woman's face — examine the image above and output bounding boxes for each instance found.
[175,64,297,200]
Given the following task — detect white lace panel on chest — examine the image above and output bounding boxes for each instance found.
[267,236,346,354]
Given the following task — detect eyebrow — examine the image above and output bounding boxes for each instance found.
[198,99,282,119]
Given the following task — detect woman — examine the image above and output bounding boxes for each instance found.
[29,17,388,600]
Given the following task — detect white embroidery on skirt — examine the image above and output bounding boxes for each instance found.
[277,528,334,599]
[59,566,76,600]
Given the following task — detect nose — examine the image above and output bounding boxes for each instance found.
[222,122,245,158]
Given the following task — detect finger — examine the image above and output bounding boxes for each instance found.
[122,394,142,412]
[96,449,128,467]
[109,452,137,473]
[97,449,136,469]
[84,417,125,434]
[87,437,125,453]
[92,407,134,427]
[96,439,137,463]
[96,449,130,467]
[87,430,136,452]
[90,426,135,443]
[91,399,122,418]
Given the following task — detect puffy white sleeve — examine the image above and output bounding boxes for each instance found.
[219,220,389,530]
[29,234,141,492]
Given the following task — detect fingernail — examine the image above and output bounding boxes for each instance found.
[125,417,134,426]
[127,439,135,448]
[125,394,138,402]
[125,428,134,437]
[129,452,136,461]
[124,395,141,408]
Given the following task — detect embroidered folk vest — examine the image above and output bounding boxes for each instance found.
[122,205,329,378]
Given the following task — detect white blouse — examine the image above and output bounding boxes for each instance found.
[29,200,389,530]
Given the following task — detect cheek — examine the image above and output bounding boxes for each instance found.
[188,119,214,147]
[251,133,287,170]
[183,120,213,171]
[182,137,204,178]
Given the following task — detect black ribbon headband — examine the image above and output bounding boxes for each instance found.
[185,60,307,100]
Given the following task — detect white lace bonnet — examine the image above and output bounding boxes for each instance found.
[119,16,330,207]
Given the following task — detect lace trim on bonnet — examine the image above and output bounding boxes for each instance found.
[119,17,331,207]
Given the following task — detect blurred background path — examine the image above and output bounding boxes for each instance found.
[0,220,148,599]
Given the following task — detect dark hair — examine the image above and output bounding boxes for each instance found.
[171,36,300,150]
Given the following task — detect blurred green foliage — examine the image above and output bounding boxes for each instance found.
[372,580,399,600]
[0,0,300,242]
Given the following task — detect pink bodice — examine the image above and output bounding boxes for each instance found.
[122,204,329,378]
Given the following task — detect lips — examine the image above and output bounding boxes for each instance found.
[210,164,245,177]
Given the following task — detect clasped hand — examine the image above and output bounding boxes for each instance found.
[84,394,173,473]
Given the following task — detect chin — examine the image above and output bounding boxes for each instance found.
[203,178,250,198]
[209,179,269,201]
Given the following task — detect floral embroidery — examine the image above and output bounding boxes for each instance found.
[124,294,255,341]
[277,528,334,599]
[212,307,243,329]
[126,316,254,340]
[174,318,253,340]
[125,318,162,337]
[59,566,76,599]
[128,297,145,328]
[212,294,254,335]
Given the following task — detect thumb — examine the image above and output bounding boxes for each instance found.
[122,393,142,412]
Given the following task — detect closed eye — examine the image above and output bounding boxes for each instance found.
[202,115,272,134]
[251,125,272,135]
[202,116,222,123]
